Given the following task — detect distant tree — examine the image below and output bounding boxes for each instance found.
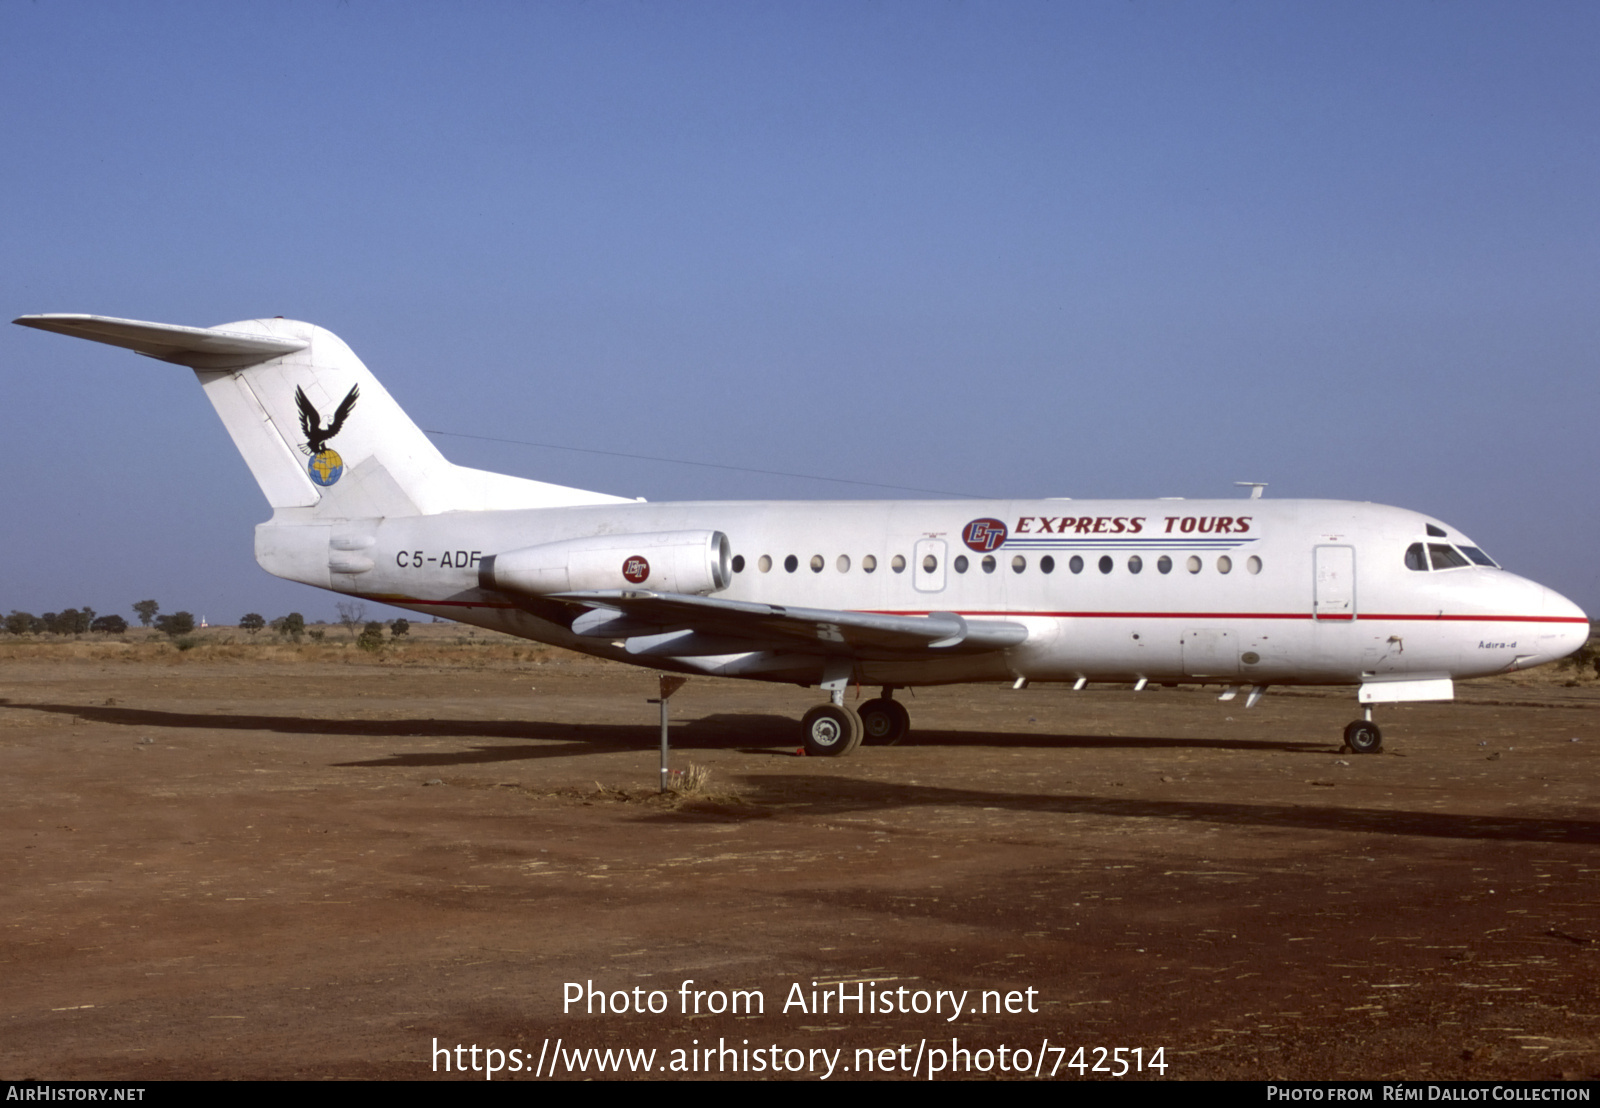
[357,620,386,652]
[90,614,128,634]
[273,612,305,642]
[155,611,196,638]
[5,611,37,636]
[132,600,160,628]
[389,618,410,638]
[45,608,94,635]
[336,600,367,641]
[239,613,266,636]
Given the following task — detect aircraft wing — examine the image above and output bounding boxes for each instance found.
[559,589,1028,658]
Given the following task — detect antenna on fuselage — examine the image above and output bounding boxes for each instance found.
[1234,482,1267,500]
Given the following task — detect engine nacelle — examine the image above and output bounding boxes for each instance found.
[479,530,732,597]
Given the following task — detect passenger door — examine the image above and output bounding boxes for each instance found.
[1313,545,1356,620]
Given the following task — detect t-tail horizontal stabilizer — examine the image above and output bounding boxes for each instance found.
[14,314,308,370]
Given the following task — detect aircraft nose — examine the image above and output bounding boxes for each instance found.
[1538,585,1590,665]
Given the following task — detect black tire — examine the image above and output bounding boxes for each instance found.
[801,704,863,757]
[857,698,910,744]
[1344,720,1383,754]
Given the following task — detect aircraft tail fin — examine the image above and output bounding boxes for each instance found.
[14,314,629,518]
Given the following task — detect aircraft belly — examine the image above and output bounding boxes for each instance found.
[1045,619,1182,680]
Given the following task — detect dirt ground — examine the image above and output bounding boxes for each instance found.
[3,629,1598,1081]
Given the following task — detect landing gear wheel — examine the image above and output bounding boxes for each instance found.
[1343,720,1383,754]
[857,698,910,744]
[801,704,864,757]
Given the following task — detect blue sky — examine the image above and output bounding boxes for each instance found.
[3,1,1596,623]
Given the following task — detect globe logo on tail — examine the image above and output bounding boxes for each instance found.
[295,384,359,487]
[309,449,345,486]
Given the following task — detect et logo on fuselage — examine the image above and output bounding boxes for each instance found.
[962,518,1009,552]
[622,556,650,584]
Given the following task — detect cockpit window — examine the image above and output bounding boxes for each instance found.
[1426,523,1447,538]
[1408,539,1496,571]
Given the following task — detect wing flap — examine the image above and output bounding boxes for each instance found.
[560,589,1028,657]
[14,314,308,369]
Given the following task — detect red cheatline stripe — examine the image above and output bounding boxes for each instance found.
[870,610,1586,623]
[362,595,1585,625]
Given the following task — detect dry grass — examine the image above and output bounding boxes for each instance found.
[0,622,579,667]
[667,763,713,794]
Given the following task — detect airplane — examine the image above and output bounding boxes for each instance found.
[14,312,1591,757]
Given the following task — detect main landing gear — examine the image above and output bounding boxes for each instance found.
[858,696,910,745]
[800,687,911,756]
[800,704,863,757]
[1342,707,1383,754]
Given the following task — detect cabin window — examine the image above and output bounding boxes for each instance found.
[922,554,938,574]
[1127,555,1143,574]
[1157,555,1172,574]
[1429,544,1470,571]
[836,555,850,572]
[1098,555,1113,574]
[1069,555,1084,574]
[1247,555,1262,575]
[1012,555,1026,574]
[784,554,798,573]
[982,555,996,573]
[1460,545,1498,568]
[1217,555,1232,574]
[953,555,969,574]
[863,554,877,573]
[891,555,906,573]
[1186,556,1202,574]
[1040,555,1055,574]
[759,555,772,573]
[810,555,824,573]
[1404,543,1428,571]
[732,555,745,573]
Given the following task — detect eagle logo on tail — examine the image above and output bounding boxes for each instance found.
[295,385,359,486]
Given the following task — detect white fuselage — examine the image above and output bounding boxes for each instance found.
[262,496,1588,690]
